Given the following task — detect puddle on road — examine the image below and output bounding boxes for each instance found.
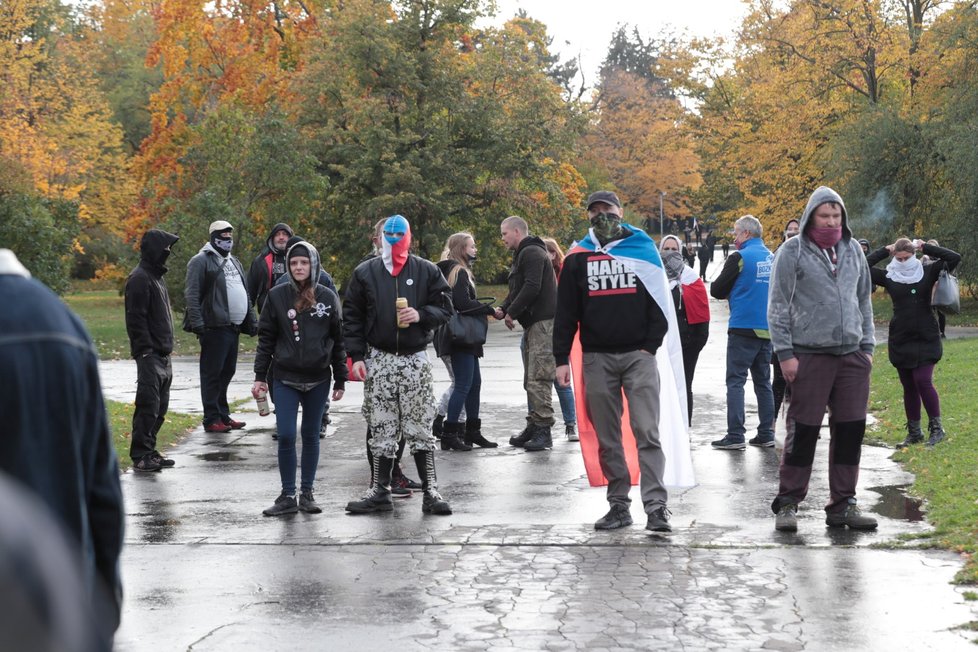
[197,451,245,462]
[869,483,925,522]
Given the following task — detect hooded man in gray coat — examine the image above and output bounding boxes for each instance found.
[767,186,877,533]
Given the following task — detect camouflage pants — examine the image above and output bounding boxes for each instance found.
[522,319,555,427]
[363,347,437,458]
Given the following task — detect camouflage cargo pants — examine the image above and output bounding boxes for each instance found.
[363,347,437,458]
[522,319,555,427]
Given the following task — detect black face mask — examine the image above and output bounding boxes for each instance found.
[210,234,233,257]
[467,254,477,264]
[590,212,624,243]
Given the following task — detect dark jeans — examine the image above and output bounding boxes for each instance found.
[198,326,239,426]
[130,354,172,460]
[682,323,709,425]
[447,352,481,423]
[725,333,775,440]
[273,379,329,495]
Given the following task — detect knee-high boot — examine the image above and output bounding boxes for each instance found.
[413,449,452,515]
[346,454,394,513]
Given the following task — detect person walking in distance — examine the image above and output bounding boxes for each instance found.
[495,215,557,451]
[125,229,180,472]
[768,186,878,532]
[344,215,454,516]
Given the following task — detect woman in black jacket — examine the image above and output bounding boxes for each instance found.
[868,238,961,448]
[435,233,497,450]
[252,242,347,516]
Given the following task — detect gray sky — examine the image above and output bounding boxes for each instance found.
[487,0,748,85]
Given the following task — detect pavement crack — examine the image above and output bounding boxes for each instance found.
[186,622,235,650]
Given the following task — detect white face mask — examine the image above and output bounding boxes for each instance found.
[885,256,923,284]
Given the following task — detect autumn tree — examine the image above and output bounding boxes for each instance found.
[294,0,586,281]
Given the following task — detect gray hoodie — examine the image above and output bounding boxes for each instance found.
[767,186,875,360]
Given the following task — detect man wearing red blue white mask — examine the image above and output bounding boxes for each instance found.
[343,215,455,516]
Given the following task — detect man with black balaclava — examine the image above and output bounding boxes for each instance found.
[126,229,180,472]
[184,220,258,433]
[553,190,674,533]
[248,222,294,314]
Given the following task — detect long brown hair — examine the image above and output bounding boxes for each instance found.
[440,232,475,289]
[541,237,565,275]
[288,244,317,312]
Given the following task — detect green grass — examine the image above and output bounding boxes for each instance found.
[872,293,978,326]
[106,399,198,471]
[869,338,978,583]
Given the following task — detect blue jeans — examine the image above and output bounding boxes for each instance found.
[554,380,576,425]
[273,379,329,494]
[447,352,481,423]
[725,333,775,440]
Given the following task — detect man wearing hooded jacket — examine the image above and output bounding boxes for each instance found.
[126,229,180,471]
[343,215,454,516]
[248,222,294,314]
[184,220,258,433]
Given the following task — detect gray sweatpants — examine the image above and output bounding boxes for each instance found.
[583,350,667,512]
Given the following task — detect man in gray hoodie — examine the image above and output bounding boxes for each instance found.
[767,186,877,532]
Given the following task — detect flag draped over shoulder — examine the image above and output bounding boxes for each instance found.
[568,224,696,488]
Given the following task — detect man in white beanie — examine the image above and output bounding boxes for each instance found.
[184,221,258,433]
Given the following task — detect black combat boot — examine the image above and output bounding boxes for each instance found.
[926,416,946,447]
[413,450,452,515]
[509,423,534,448]
[440,421,472,451]
[523,424,553,452]
[464,418,497,448]
[896,420,924,450]
[346,455,395,513]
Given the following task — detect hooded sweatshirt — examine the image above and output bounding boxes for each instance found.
[125,229,179,358]
[767,186,875,361]
[247,222,294,313]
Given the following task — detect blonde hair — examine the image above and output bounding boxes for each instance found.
[541,237,565,274]
[440,232,476,289]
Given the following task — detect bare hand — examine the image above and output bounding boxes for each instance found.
[886,244,895,254]
[332,389,345,401]
[494,307,505,320]
[780,358,799,384]
[251,381,267,399]
[555,365,571,387]
[398,307,420,324]
[504,315,515,330]
[352,361,367,381]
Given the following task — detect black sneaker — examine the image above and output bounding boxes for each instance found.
[711,435,747,450]
[748,434,775,448]
[345,487,394,514]
[594,503,632,530]
[565,424,579,442]
[646,505,672,533]
[133,455,162,472]
[151,451,176,467]
[825,500,877,530]
[263,493,298,516]
[298,491,322,514]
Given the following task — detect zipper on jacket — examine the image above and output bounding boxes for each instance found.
[395,275,400,355]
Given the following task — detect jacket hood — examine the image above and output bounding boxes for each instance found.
[516,235,546,255]
[140,229,179,269]
[286,240,322,292]
[799,186,851,240]
[436,259,459,274]
[265,223,294,254]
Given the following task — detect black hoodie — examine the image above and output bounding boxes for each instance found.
[500,236,557,328]
[125,229,179,358]
[247,222,294,313]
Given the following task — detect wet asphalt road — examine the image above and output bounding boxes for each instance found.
[101,261,978,651]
